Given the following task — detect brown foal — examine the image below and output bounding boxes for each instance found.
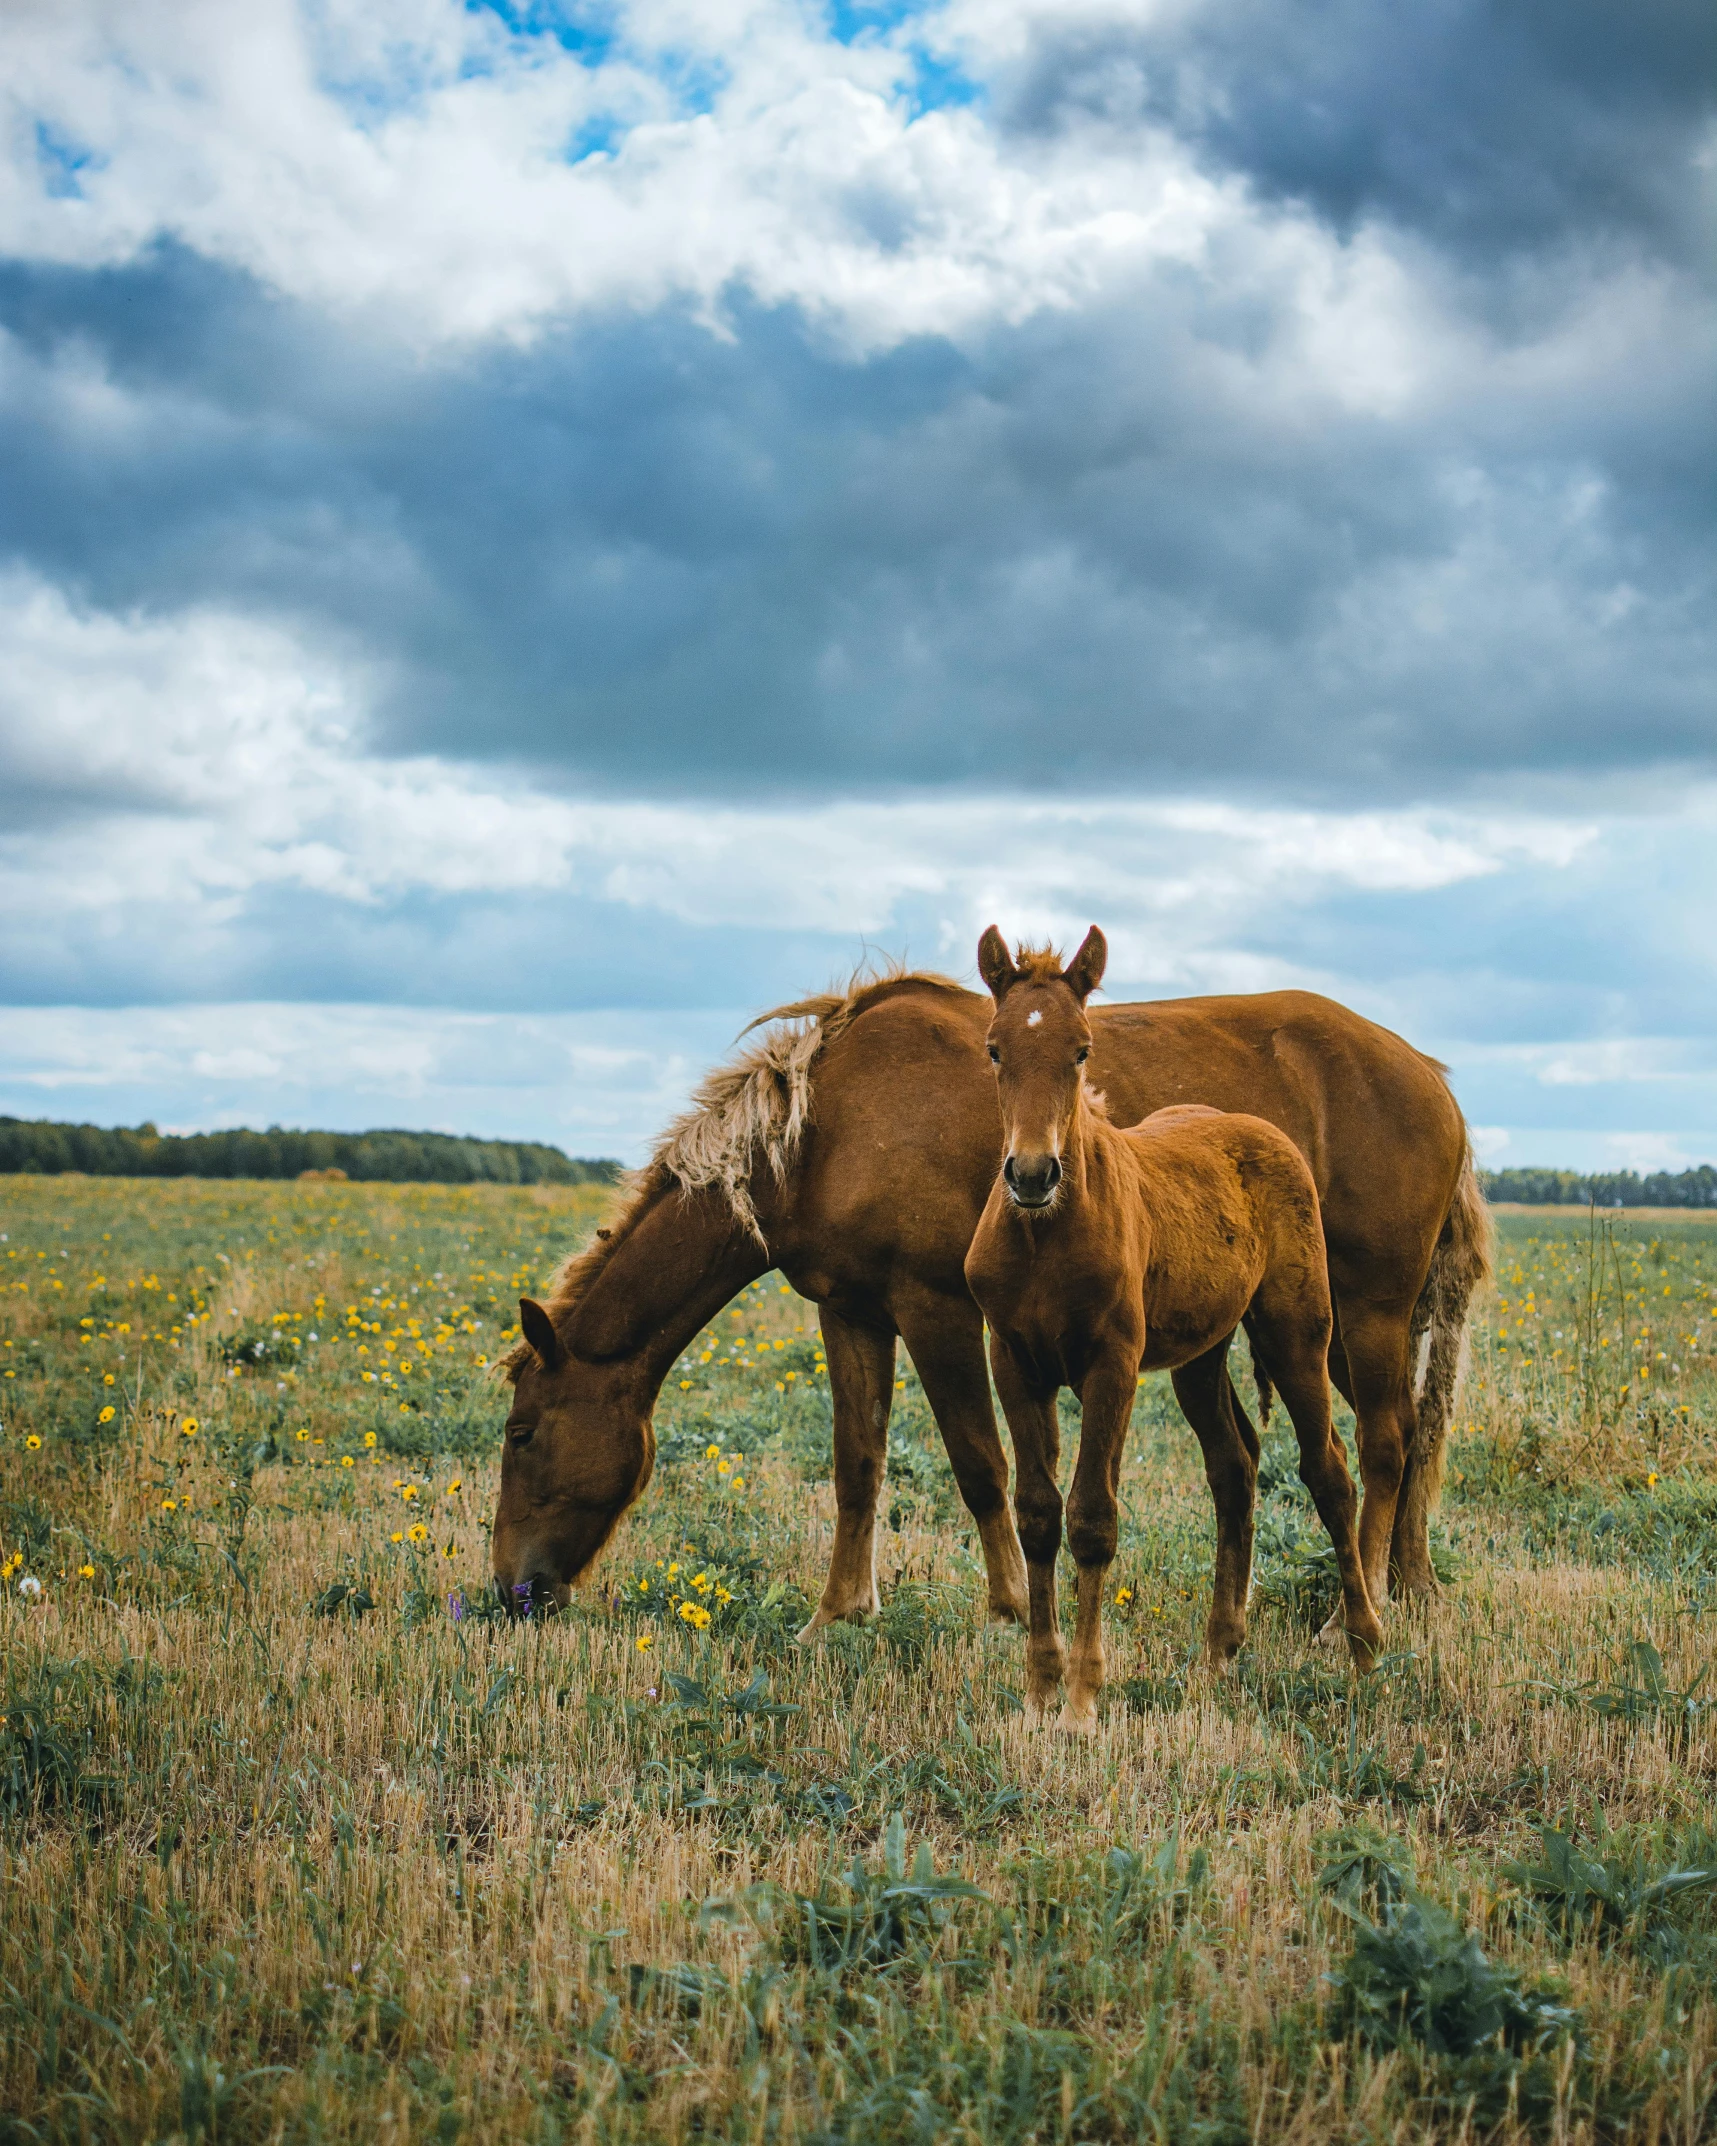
[964,926,1384,1731]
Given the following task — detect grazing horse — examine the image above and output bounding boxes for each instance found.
[965,927,1383,1729]
[492,963,1488,1625]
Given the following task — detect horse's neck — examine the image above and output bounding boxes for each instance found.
[568,1179,770,1375]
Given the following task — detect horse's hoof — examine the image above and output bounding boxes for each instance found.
[988,1598,1029,1627]
[1055,1703,1099,1736]
[794,1617,827,1645]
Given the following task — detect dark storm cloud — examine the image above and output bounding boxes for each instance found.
[996,0,1717,272]
[0,205,1712,811]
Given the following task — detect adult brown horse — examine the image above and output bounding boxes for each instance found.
[493,953,1490,1627]
[965,928,1383,1728]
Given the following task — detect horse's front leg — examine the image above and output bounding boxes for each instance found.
[892,1285,1028,1625]
[1060,1347,1138,1731]
[989,1334,1065,1719]
[797,1306,895,1640]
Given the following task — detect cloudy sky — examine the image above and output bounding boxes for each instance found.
[2,0,1713,1166]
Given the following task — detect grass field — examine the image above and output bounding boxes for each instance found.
[2,1176,1715,2143]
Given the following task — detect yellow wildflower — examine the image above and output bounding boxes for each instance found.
[98,1404,116,1423]
[24,1434,41,1451]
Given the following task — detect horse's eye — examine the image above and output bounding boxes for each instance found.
[507,1418,536,1449]
[1075,1047,1090,1064]
[987,1046,1000,1065]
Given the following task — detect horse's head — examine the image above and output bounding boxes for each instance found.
[977,924,1107,1212]
[490,1296,655,1617]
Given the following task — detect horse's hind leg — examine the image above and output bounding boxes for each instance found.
[892,1287,1028,1625]
[1170,1342,1259,1669]
[798,1307,896,1639]
[1323,1297,1416,1615]
[1250,1306,1383,1669]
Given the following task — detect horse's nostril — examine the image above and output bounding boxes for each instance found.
[1003,1155,1018,1187]
[1044,1157,1062,1190]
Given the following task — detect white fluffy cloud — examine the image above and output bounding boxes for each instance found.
[0,0,1232,350]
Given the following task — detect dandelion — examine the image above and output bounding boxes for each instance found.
[446,1477,462,1495]
[731,1476,745,1492]
[679,1380,692,1390]
[78,1563,95,1579]
[705,1443,721,1460]
[1114,1586,1134,1606]
[340,1455,355,1468]
[103,1372,114,1386]
[296,1429,310,1442]
[98,1404,116,1424]
[400,1486,419,1502]
[181,1416,199,1437]
[18,1576,42,1598]
[1647,1471,1659,1488]
[391,1531,404,1544]
[408,1523,428,1543]
[162,1499,177,1513]
[25,1434,41,1450]
[637,1633,654,1651]
[363,1430,378,1447]
[718,1459,730,1475]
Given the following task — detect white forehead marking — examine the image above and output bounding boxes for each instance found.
[1026,1009,1043,1027]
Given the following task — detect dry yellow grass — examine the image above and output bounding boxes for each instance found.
[1,1179,1714,2142]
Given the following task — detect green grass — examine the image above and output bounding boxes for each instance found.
[2,1182,1715,2141]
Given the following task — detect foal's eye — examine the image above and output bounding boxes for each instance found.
[1075,1047,1090,1064]
[987,1046,1000,1065]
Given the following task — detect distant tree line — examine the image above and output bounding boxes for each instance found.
[1481,1165,1717,1208]
[0,1116,622,1187]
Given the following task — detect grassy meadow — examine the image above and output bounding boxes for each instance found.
[2,1176,1716,2143]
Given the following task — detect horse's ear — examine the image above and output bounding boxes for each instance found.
[519,1297,564,1372]
[1063,926,1107,1002]
[977,925,1018,1000]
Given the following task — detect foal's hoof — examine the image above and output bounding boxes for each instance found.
[794,1606,872,1644]
[1054,1702,1099,1737]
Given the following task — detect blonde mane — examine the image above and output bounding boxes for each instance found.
[506,963,970,1371]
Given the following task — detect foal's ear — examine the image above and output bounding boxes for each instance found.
[977,924,1018,1000]
[1062,926,1107,1002]
[518,1297,564,1372]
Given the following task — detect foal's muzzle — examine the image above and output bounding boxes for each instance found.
[1004,1153,1062,1209]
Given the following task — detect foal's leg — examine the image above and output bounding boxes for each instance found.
[798,1307,896,1639]
[1170,1341,1260,1669]
[892,1286,1028,1624]
[1251,1312,1383,1669]
[990,1336,1067,1719]
[1059,1348,1140,1731]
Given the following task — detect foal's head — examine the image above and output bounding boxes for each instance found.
[977,925,1107,1211]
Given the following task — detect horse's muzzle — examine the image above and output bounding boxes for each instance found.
[1004,1153,1062,1209]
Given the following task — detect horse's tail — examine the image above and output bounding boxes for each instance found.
[1405,1141,1494,1527]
